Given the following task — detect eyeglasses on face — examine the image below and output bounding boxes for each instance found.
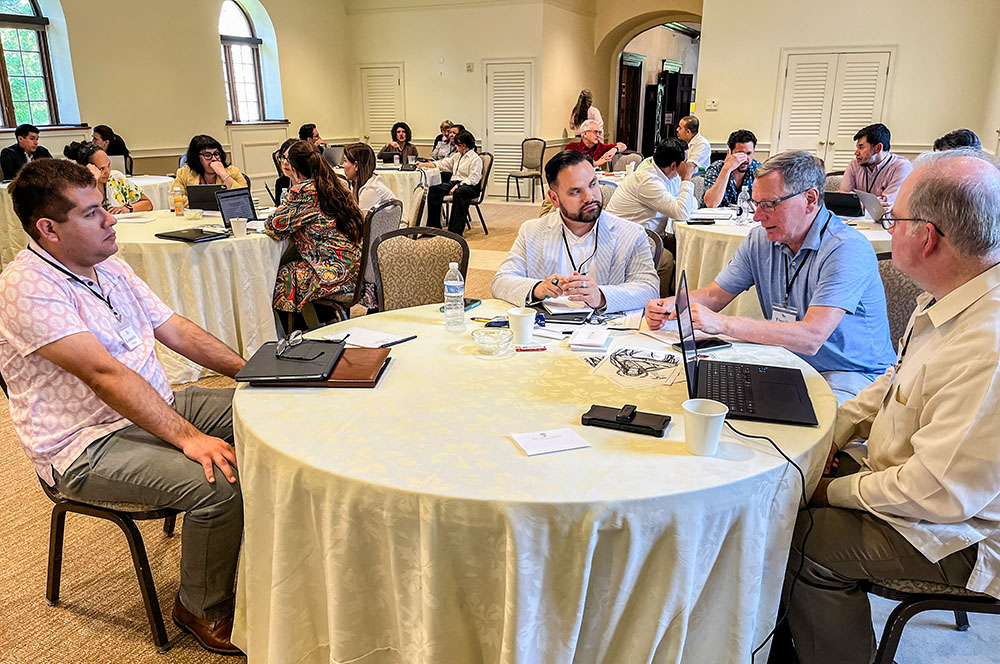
[880,213,946,237]
[199,150,222,159]
[751,189,809,212]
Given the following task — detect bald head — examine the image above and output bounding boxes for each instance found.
[900,149,1000,257]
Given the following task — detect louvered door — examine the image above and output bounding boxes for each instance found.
[360,65,403,146]
[485,61,532,196]
[826,53,890,170]
[775,51,890,170]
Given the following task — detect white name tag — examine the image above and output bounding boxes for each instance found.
[117,322,142,350]
[771,303,799,323]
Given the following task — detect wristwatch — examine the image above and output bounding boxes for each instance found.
[125,203,134,212]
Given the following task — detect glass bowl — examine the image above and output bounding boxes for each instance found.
[471,328,513,355]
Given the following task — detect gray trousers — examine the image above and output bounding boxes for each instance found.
[54,387,241,621]
[771,455,977,664]
[820,370,876,406]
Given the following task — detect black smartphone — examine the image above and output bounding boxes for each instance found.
[671,337,732,352]
[686,219,716,225]
[439,298,482,312]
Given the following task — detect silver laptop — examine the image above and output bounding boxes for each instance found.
[853,189,886,222]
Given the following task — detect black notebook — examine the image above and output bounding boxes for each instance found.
[235,340,345,383]
[155,228,229,243]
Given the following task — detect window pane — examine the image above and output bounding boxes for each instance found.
[25,76,44,101]
[17,28,37,51]
[13,101,29,124]
[29,101,49,125]
[218,0,252,38]
[21,51,40,76]
[4,51,21,76]
[8,76,25,101]
[0,27,18,50]
[0,0,35,16]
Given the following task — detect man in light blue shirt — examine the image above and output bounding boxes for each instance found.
[646,150,895,402]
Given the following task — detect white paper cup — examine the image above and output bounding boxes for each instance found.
[507,307,535,345]
[231,217,248,238]
[682,398,728,456]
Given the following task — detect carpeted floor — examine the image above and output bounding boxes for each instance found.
[2,199,998,663]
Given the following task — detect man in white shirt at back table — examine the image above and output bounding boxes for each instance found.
[769,148,1000,664]
[492,150,658,314]
[676,115,711,170]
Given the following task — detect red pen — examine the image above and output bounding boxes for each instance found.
[515,346,547,352]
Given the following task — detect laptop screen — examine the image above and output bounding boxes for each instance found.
[675,271,699,399]
[216,188,257,231]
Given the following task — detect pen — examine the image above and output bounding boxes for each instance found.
[516,346,546,352]
[380,335,417,348]
[471,317,493,323]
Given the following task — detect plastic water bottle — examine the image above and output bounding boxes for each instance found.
[170,184,185,216]
[736,184,751,223]
[444,262,466,333]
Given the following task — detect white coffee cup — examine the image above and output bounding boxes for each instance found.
[231,217,248,238]
[507,307,535,345]
[682,398,728,456]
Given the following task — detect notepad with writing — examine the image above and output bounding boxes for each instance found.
[249,348,391,388]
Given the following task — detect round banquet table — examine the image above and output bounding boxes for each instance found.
[231,299,837,664]
[113,210,286,384]
[675,219,892,319]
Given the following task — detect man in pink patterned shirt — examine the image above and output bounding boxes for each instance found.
[0,159,247,656]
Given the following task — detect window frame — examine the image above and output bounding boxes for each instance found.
[219,1,265,124]
[0,1,59,127]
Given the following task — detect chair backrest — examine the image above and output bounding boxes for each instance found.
[178,153,187,168]
[109,154,126,173]
[475,152,493,204]
[692,174,706,205]
[876,252,923,347]
[364,199,404,285]
[124,154,134,176]
[520,138,546,171]
[644,228,664,268]
[405,181,427,227]
[599,182,618,206]
[271,147,282,176]
[825,171,844,192]
[372,227,470,311]
[243,173,252,192]
[612,151,642,172]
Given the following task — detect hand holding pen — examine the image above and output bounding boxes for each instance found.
[531,273,569,301]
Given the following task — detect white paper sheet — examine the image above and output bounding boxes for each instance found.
[591,346,683,389]
[542,295,593,314]
[327,326,408,348]
[511,428,591,456]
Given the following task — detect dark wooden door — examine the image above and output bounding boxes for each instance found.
[616,57,642,150]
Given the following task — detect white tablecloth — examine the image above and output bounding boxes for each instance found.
[114,211,285,384]
[675,220,892,319]
[231,300,837,663]
[0,175,174,267]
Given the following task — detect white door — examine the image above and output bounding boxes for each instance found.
[825,52,891,171]
[360,65,403,146]
[485,61,532,197]
[775,51,890,169]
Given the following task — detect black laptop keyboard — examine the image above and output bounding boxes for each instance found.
[704,362,757,415]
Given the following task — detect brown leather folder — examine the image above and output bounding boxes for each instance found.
[249,348,391,388]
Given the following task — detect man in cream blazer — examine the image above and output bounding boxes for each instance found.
[492,150,658,313]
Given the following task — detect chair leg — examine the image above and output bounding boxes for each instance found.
[505,176,510,202]
[163,514,176,537]
[301,303,321,330]
[108,511,170,650]
[476,204,488,235]
[46,504,69,605]
[531,177,537,203]
[515,178,521,200]
[955,610,970,631]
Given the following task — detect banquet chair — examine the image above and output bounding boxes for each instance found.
[404,180,427,227]
[865,578,1000,664]
[443,152,493,235]
[692,174,706,205]
[302,198,403,327]
[599,182,618,207]
[506,138,545,202]
[109,154,127,174]
[271,147,283,176]
[644,228,663,268]
[124,154,134,176]
[0,375,180,653]
[611,150,643,172]
[876,252,923,346]
[371,227,469,311]
[178,154,187,168]
[825,171,844,192]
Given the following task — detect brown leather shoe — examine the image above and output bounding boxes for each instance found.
[172,594,244,656]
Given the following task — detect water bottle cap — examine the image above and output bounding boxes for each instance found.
[449,262,458,268]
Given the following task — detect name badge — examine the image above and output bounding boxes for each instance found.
[771,303,799,323]
[117,322,142,350]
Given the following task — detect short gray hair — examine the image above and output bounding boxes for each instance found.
[755,150,825,195]
[580,119,602,133]
[906,149,1000,256]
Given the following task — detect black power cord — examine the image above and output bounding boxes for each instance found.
[722,420,816,663]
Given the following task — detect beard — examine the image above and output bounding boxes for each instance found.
[561,200,602,223]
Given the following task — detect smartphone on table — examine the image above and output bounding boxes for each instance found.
[439,298,482,312]
[671,337,732,352]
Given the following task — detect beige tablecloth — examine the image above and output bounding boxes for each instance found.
[114,211,285,384]
[0,175,174,267]
[675,220,892,319]
[231,300,837,663]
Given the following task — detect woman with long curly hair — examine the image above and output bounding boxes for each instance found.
[264,140,364,316]
[377,121,419,163]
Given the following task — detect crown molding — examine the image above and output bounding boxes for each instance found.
[346,0,594,16]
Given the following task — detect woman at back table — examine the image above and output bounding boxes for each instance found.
[264,140,364,318]
[63,140,152,214]
[377,121,419,163]
[341,142,394,214]
[172,134,247,195]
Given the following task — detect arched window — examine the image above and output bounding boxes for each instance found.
[219,0,263,123]
[0,0,56,126]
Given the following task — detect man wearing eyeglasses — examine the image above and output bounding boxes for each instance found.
[771,149,1000,664]
[0,159,248,655]
[566,119,627,169]
[646,150,895,403]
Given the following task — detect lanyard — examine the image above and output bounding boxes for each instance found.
[862,155,891,193]
[561,222,599,275]
[782,211,833,306]
[27,246,121,322]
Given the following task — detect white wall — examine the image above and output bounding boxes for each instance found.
[540,2,599,140]
[624,25,699,89]
[696,0,1000,153]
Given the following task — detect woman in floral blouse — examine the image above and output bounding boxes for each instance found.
[63,140,152,214]
[265,140,364,315]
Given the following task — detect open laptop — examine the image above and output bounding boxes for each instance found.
[322,144,345,167]
[675,271,818,425]
[187,184,227,211]
[853,189,886,223]
[216,188,263,231]
[823,191,863,218]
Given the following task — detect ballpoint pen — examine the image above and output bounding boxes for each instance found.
[380,335,417,348]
